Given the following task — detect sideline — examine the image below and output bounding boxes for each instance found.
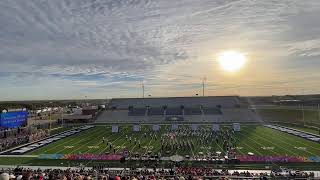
[0,125,94,155]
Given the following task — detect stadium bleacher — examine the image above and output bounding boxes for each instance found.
[128,108,146,116]
[109,96,239,109]
[165,115,184,121]
[203,107,223,115]
[184,107,202,115]
[95,96,261,123]
[165,108,182,115]
[147,108,163,116]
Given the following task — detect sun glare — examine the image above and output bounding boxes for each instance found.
[217,51,247,72]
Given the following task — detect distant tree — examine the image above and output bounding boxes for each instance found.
[24,104,33,110]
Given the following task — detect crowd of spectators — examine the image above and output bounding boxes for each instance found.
[175,168,259,177]
[0,129,49,152]
[0,167,316,180]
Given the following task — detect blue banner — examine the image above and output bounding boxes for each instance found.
[0,111,28,128]
[38,154,64,159]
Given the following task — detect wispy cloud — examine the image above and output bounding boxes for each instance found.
[0,0,320,100]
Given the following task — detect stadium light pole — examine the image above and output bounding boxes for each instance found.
[61,107,64,127]
[318,104,320,122]
[318,104,320,135]
[142,82,145,98]
[202,77,206,97]
[302,104,305,127]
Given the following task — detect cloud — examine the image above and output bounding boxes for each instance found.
[0,0,320,100]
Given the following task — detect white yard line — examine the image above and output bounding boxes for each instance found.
[187,139,195,157]
[238,131,280,156]
[82,128,113,154]
[42,129,95,153]
[128,134,143,154]
[253,131,314,157]
[55,128,105,154]
[144,136,154,155]
[84,127,130,166]
[233,133,264,156]
[267,129,320,152]
[96,126,130,155]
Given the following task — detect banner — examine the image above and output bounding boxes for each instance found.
[152,124,160,132]
[62,154,123,161]
[233,123,240,132]
[112,125,119,133]
[38,154,320,163]
[191,124,198,131]
[212,124,220,131]
[171,124,178,131]
[237,155,306,163]
[0,111,28,128]
[133,125,141,132]
[38,154,64,159]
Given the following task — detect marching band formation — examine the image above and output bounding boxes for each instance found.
[101,125,238,160]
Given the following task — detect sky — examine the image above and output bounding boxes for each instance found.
[1,0,320,101]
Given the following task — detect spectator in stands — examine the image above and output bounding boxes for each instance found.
[0,173,9,180]
[0,129,49,152]
[0,165,315,179]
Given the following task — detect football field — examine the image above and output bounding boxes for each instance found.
[27,125,320,157]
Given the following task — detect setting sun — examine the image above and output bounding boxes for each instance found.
[217,51,247,72]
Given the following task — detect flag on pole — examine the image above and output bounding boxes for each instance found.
[112,125,119,133]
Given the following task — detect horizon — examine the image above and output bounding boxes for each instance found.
[1,0,320,101]
[1,93,319,102]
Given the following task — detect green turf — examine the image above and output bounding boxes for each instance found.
[0,125,319,170]
[235,126,319,156]
[256,109,320,127]
[292,126,320,135]
[26,125,320,157]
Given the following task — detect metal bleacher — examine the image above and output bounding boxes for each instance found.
[147,108,163,116]
[128,108,146,116]
[166,108,182,115]
[203,107,223,115]
[109,96,239,109]
[184,108,202,115]
[98,96,261,123]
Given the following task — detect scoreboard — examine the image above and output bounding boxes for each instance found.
[0,111,28,128]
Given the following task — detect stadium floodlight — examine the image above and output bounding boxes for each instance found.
[300,104,305,126]
[202,77,207,96]
[318,104,320,122]
[141,81,145,98]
